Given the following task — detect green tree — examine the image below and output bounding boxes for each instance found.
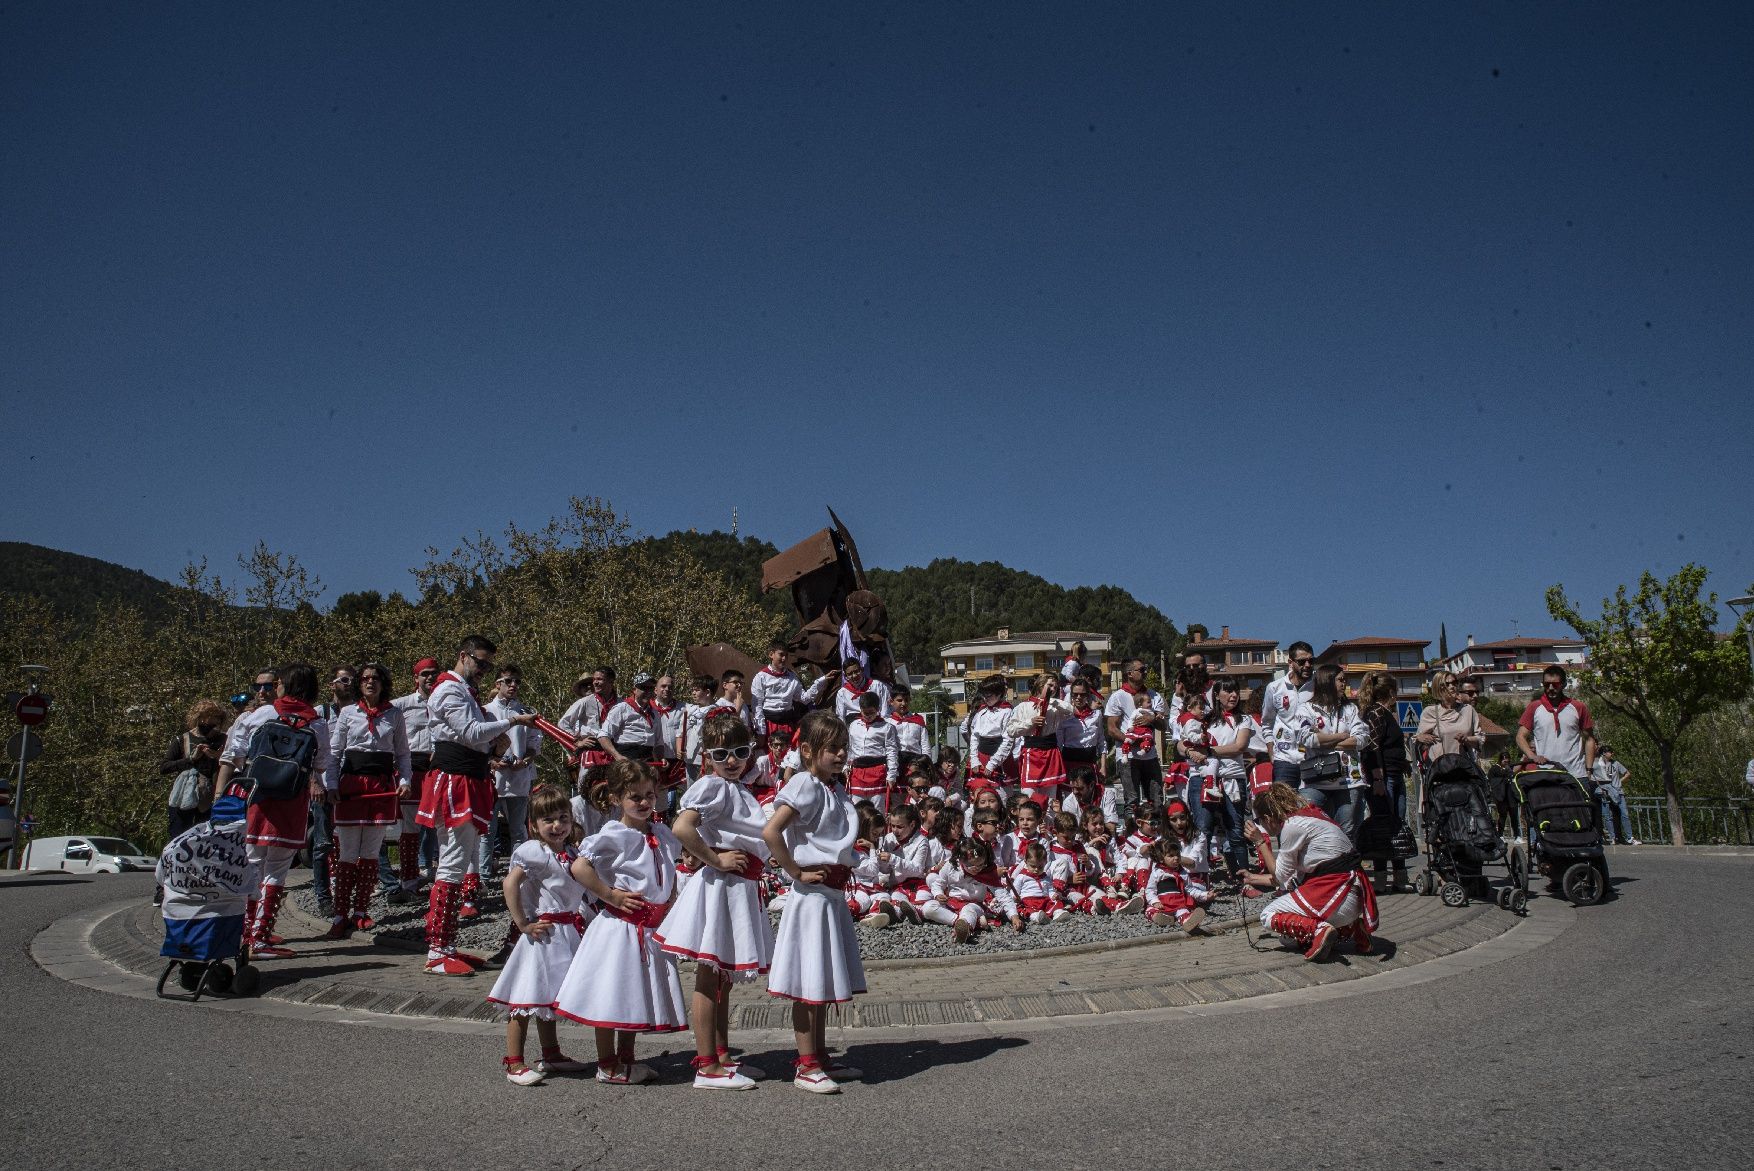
[1546,565,1752,845]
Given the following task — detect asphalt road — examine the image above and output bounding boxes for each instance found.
[4,853,1750,1170]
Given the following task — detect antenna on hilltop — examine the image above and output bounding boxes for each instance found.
[1511,617,1521,637]
[731,507,738,537]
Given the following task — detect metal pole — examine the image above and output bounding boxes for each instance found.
[7,750,23,870]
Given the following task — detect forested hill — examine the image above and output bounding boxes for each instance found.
[639,532,1183,671]
[0,541,184,626]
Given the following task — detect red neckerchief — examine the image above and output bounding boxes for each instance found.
[1536,694,1574,732]
[653,700,673,716]
[1050,841,1080,859]
[842,678,869,697]
[1293,803,1341,828]
[1121,682,1142,696]
[273,696,318,726]
[892,712,925,726]
[759,666,790,680]
[435,670,478,701]
[967,865,1003,888]
[859,714,885,728]
[356,698,391,736]
[622,695,655,724]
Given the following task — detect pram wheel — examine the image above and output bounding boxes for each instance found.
[232,962,260,996]
[1508,890,1528,914]
[1439,881,1468,908]
[1495,887,1512,909]
[1414,871,1433,896]
[1561,862,1605,907]
[1506,842,1528,888]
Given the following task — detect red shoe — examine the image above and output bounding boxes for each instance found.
[1304,922,1336,962]
[351,913,376,931]
[1349,923,1374,955]
[1240,886,1264,899]
[325,918,351,940]
[424,954,473,977]
[458,901,481,920]
[253,944,296,960]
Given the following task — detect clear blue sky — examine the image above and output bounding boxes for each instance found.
[4,2,1750,650]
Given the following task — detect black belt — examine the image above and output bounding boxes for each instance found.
[1304,852,1362,878]
[1021,735,1057,750]
[340,749,394,776]
[409,751,432,773]
[1063,746,1098,761]
[850,755,887,768]
[976,735,1002,754]
[432,741,491,780]
[616,743,654,762]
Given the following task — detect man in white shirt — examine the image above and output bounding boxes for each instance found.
[1261,642,1316,787]
[387,657,439,901]
[1105,658,1167,810]
[1590,746,1638,846]
[481,664,543,879]
[833,657,891,724]
[1516,666,1598,781]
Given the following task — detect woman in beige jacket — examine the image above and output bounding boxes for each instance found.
[1414,671,1485,762]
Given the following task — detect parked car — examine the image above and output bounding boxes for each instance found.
[19,835,155,874]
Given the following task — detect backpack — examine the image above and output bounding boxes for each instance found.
[244,714,319,804]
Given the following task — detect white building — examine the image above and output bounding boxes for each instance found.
[1438,636,1590,697]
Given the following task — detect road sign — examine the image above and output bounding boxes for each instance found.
[6,731,43,762]
[14,694,49,726]
[1396,700,1424,732]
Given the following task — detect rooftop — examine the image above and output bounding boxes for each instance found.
[939,630,1113,653]
[1454,636,1588,651]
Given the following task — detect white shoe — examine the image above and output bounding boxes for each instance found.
[859,911,892,928]
[1051,908,1071,922]
[503,1061,545,1086]
[693,1068,756,1090]
[1121,894,1145,914]
[596,1061,656,1085]
[1627,839,1641,846]
[953,919,972,944]
[535,1054,589,1074]
[794,1066,841,1094]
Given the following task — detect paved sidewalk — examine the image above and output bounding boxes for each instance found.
[68,879,1514,1031]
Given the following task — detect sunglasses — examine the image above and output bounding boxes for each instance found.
[251,681,276,692]
[704,745,755,763]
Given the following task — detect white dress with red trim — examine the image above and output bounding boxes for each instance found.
[488,840,591,1018]
[768,771,867,1005]
[554,821,687,1033]
[655,774,774,979]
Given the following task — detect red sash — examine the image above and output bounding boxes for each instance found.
[538,911,587,931]
[603,901,669,930]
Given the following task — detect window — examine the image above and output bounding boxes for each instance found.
[1387,650,1422,668]
[1346,651,1373,665]
[1399,677,1422,695]
[1014,652,1035,670]
[1251,651,1267,664]
[974,656,994,672]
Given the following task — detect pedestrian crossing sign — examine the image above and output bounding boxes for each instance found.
[1397,701,1423,731]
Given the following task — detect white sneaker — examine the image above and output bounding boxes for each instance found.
[693,1068,756,1090]
[859,911,892,928]
[503,1061,545,1086]
[596,1061,656,1085]
[1627,839,1641,846]
[794,1066,841,1094]
[1051,908,1071,923]
[1121,893,1145,914]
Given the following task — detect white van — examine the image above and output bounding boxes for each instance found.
[20,835,156,875]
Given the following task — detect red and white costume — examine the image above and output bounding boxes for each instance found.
[833,676,892,726]
[1144,861,1200,927]
[1293,702,1372,793]
[418,670,512,967]
[1009,863,1061,922]
[890,710,931,766]
[1006,696,1074,805]
[657,771,774,978]
[767,771,867,1005]
[487,840,590,1019]
[922,861,1018,933]
[846,842,896,917]
[325,699,413,926]
[1205,711,1266,804]
[1057,698,1108,784]
[391,682,435,890]
[1061,782,1123,832]
[1518,694,1596,780]
[751,667,829,740]
[601,695,663,762]
[219,697,331,952]
[557,691,615,775]
[845,713,900,810]
[1105,684,1166,765]
[964,701,1019,797]
[744,751,784,812]
[880,827,938,908]
[1118,829,1156,891]
[1048,839,1115,913]
[554,820,687,1032]
[1261,674,1314,772]
[1258,806,1379,949]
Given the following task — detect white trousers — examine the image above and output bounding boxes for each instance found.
[920,900,984,929]
[335,823,389,863]
[1260,890,1361,932]
[436,823,480,883]
[246,843,297,889]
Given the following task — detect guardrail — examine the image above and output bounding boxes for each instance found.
[1622,797,1754,846]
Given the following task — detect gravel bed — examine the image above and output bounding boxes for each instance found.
[291,875,1261,962]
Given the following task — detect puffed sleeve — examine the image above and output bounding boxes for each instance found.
[775,773,822,823]
[680,776,731,820]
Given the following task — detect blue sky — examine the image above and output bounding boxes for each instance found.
[3,2,1750,649]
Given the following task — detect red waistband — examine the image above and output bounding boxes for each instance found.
[538,911,587,931]
[603,901,669,930]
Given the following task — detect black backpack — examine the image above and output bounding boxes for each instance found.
[244,715,319,804]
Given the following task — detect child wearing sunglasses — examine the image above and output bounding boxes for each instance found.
[656,712,773,1089]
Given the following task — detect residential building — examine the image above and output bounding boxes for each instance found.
[939,629,1113,712]
[1438,635,1590,697]
[1315,636,1430,698]
[1186,627,1284,691]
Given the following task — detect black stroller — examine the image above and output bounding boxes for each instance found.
[1414,753,1524,913]
[1511,766,1609,906]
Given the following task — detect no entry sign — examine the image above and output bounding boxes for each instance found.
[14,694,48,726]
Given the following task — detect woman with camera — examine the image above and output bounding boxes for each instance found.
[1290,663,1372,843]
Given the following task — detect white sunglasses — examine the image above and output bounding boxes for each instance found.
[704,745,755,763]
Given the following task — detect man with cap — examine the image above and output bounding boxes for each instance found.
[388,657,440,902]
[601,672,664,762]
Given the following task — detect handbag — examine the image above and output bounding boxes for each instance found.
[168,733,214,810]
[1299,750,1346,786]
[1390,824,1419,860]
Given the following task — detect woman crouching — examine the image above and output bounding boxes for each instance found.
[1242,781,1378,962]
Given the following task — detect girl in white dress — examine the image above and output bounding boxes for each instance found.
[555,761,687,1085]
[761,711,866,1095]
[486,786,592,1086]
[658,714,773,1091]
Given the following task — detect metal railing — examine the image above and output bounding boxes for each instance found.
[1620,797,1754,846]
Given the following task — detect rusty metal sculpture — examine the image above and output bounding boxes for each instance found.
[758,508,893,684]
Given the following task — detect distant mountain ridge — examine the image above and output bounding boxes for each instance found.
[3,534,1184,668]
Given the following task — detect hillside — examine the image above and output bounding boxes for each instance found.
[639,531,1182,671]
[0,541,184,626]
[5,534,1184,671]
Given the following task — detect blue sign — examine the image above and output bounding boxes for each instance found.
[1396,701,1424,731]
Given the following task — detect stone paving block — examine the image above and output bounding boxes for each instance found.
[856,1002,892,1027]
[973,997,1020,1021]
[928,999,979,1024]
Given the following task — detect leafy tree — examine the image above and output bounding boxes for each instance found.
[1546,565,1752,845]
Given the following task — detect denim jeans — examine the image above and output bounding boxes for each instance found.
[1297,785,1366,842]
[1599,791,1633,843]
[1207,795,1248,870]
[307,797,334,908]
[477,794,529,875]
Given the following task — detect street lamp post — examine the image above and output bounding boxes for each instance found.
[1728,596,1754,685]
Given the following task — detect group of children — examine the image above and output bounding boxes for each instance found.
[485,694,1257,1094]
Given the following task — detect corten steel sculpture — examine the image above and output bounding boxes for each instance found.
[758,508,893,684]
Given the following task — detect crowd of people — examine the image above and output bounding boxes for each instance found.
[161,633,1627,1091]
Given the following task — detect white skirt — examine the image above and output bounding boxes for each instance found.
[554,915,688,1032]
[656,869,774,980]
[487,923,583,1018]
[767,881,866,1005]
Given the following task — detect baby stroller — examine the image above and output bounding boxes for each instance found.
[154,798,262,1001]
[1414,753,1524,913]
[1511,766,1609,906]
